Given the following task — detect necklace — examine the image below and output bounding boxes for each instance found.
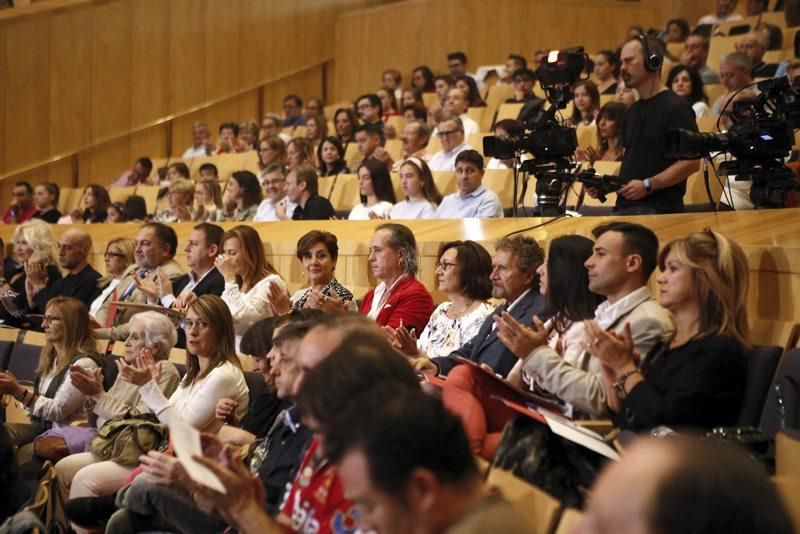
[448,300,474,320]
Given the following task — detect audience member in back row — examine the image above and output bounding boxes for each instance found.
[261,113,291,144]
[668,64,711,117]
[711,52,753,114]
[269,230,356,314]
[505,67,541,108]
[88,238,136,319]
[3,181,36,225]
[570,80,600,127]
[153,178,194,223]
[349,159,396,220]
[286,137,317,169]
[411,235,547,378]
[436,150,504,219]
[447,50,483,90]
[593,50,620,95]
[1,297,104,465]
[386,240,494,360]
[95,223,185,341]
[182,121,212,158]
[389,157,442,219]
[576,102,626,165]
[333,107,359,145]
[590,230,748,432]
[609,36,699,215]
[412,65,436,93]
[581,437,794,534]
[282,94,306,128]
[109,157,153,189]
[439,87,479,136]
[213,122,239,155]
[394,119,432,170]
[32,183,61,223]
[64,184,110,224]
[455,75,487,108]
[277,164,335,221]
[257,136,287,180]
[193,179,223,223]
[360,223,434,332]
[738,31,778,78]
[698,0,742,26]
[28,228,100,314]
[427,115,473,172]
[254,164,296,222]
[220,171,261,222]
[316,136,349,177]
[354,122,393,170]
[682,33,720,85]
[0,220,62,327]
[55,311,180,504]
[304,113,327,148]
[214,225,286,353]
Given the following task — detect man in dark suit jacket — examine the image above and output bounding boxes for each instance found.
[414,235,548,378]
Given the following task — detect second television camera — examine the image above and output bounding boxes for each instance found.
[483,47,621,215]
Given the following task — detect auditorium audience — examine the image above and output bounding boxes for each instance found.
[198,162,219,181]
[316,136,349,177]
[221,170,261,222]
[711,52,753,114]
[109,157,153,189]
[581,438,794,534]
[106,202,124,223]
[286,137,317,169]
[455,75,487,107]
[349,159,396,220]
[593,50,620,95]
[383,68,403,99]
[389,157,442,219]
[614,79,639,107]
[66,184,110,224]
[401,86,425,110]
[28,228,100,314]
[55,311,180,502]
[213,122,239,155]
[95,223,185,340]
[261,112,292,143]
[88,238,136,319]
[576,102,626,165]
[411,65,436,93]
[738,31,779,78]
[304,112,327,148]
[447,51,483,89]
[282,94,305,127]
[430,74,455,125]
[304,97,324,120]
[354,123,391,169]
[440,87,480,136]
[1,220,61,326]
[698,0,743,26]
[1,297,103,464]
[236,120,259,152]
[32,183,61,223]
[277,164,335,220]
[257,136,287,178]
[153,178,194,223]
[254,164,296,221]
[193,179,223,222]
[757,22,783,51]
[360,223,434,332]
[570,80,601,126]
[435,150,503,218]
[590,229,748,431]
[506,67,539,104]
[682,34,721,85]
[214,226,285,352]
[395,119,432,167]
[270,231,356,314]
[428,115,473,171]
[412,235,547,378]
[182,121,212,158]
[356,93,384,128]
[2,181,36,225]
[377,87,400,120]
[502,53,528,84]
[333,107,358,144]
[664,18,690,43]
[668,64,711,117]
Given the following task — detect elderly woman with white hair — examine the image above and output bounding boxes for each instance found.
[54,311,181,503]
[0,219,61,326]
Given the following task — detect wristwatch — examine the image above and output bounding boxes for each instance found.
[613,369,642,399]
[643,178,653,194]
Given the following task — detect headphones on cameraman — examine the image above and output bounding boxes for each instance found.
[636,34,662,72]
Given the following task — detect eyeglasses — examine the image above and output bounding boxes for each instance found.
[43,315,63,324]
[436,261,457,271]
[261,179,285,186]
[357,103,374,110]
[104,252,126,258]
[437,129,462,137]
[180,318,209,331]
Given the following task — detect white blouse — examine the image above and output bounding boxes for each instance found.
[28,356,101,428]
[221,274,286,352]
[348,201,393,220]
[139,360,249,434]
[389,200,437,220]
[417,301,494,359]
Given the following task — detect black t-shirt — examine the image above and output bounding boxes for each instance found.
[617,89,698,214]
[292,194,335,220]
[33,208,62,223]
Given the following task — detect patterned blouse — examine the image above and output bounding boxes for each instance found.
[417,301,494,359]
[290,278,356,310]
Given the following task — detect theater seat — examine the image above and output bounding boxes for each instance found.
[738,345,782,427]
[0,327,20,370]
[6,330,47,385]
[760,348,800,437]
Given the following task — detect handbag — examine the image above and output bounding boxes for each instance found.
[90,411,168,466]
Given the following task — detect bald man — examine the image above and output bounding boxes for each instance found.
[29,228,100,314]
[578,438,793,534]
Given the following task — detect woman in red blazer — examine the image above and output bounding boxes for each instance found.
[359,223,434,333]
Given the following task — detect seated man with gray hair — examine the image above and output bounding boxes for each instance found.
[427,115,474,172]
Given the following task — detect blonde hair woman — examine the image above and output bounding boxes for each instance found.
[88,237,137,319]
[586,229,749,432]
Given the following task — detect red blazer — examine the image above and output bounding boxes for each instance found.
[359,277,434,333]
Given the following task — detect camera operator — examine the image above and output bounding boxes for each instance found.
[601,36,700,215]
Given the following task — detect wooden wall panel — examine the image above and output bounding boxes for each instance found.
[168,0,207,113]
[90,1,131,141]
[239,0,272,88]
[0,24,7,205]
[204,0,241,101]
[49,7,91,156]
[131,0,169,125]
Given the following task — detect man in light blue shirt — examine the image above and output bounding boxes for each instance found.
[435,150,504,219]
